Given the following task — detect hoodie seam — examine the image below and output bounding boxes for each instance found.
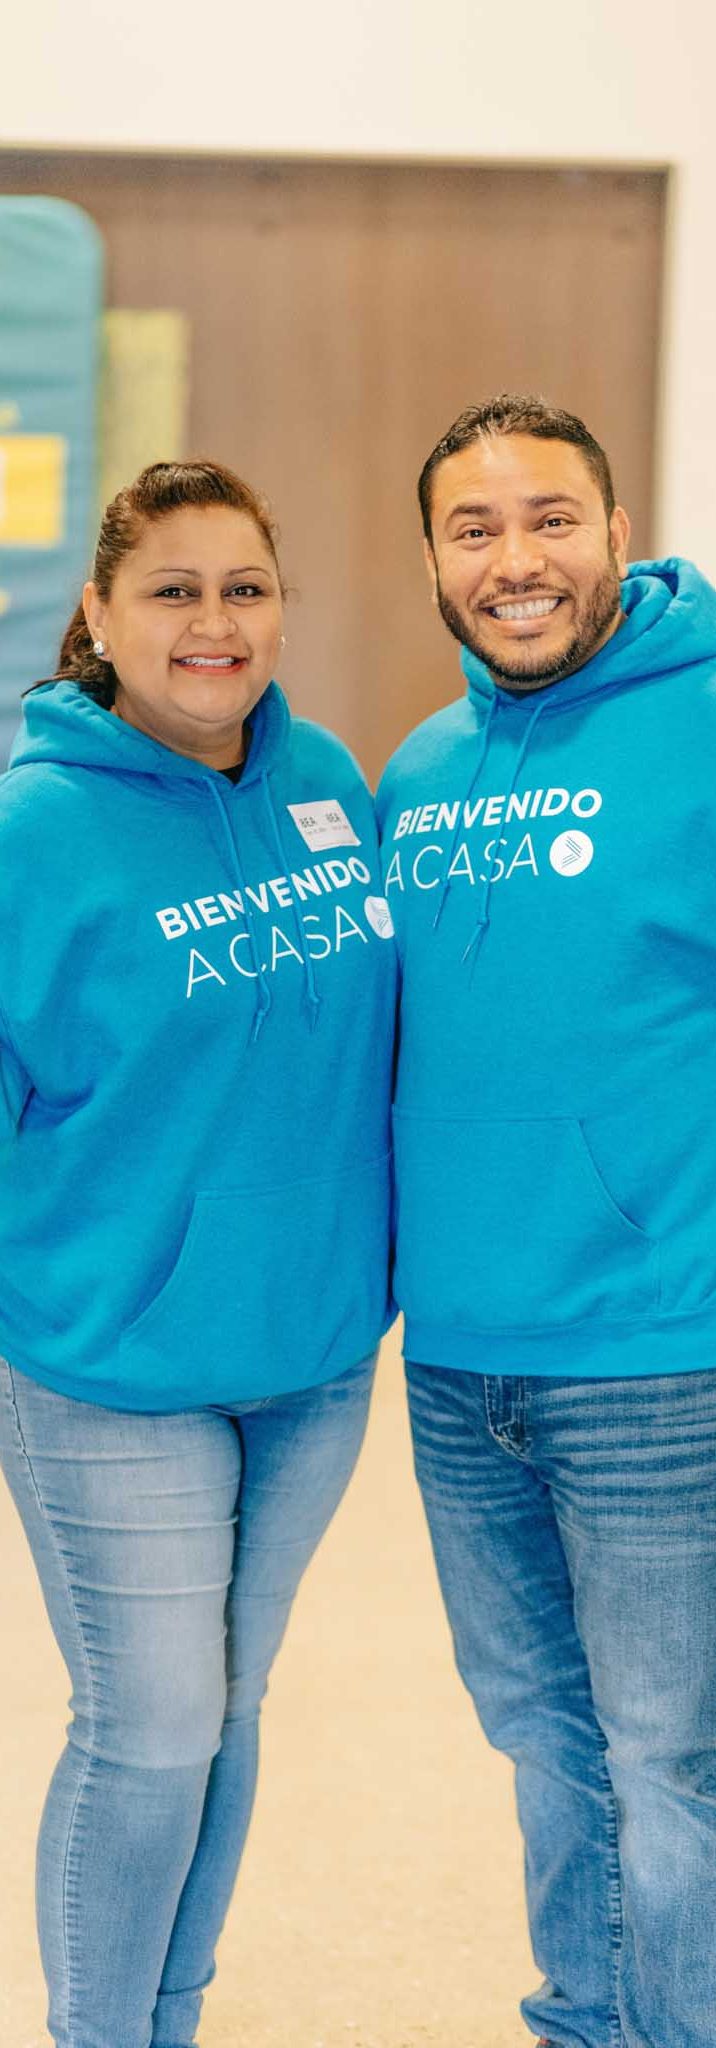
[401,1300,716,1337]
[393,1109,604,1125]
[0,986,26,1070]
[187,1149,390,1200]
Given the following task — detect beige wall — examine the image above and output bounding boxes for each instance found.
[3,0,714,569]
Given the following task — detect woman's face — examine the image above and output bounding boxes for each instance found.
[84,505,285,769]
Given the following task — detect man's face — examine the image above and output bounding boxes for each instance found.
[425,434,631,691]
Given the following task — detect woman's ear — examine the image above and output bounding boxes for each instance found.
[82,580,106,647]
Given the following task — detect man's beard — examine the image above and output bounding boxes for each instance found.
[436,558,623,690]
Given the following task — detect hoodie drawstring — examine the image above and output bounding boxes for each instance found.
[207,771,322,1044]
[461,699,545,968]
[432,695,499,934]
[207,781,273,1043]
[433,693,546,972]
[261,770,322,1032]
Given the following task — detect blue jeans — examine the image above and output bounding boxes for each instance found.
[0,1354,375,2048]
[406,1362,716,2048]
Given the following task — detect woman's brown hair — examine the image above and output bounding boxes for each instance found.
[57,459,285,707]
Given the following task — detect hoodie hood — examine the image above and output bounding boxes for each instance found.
[460,558,716,713]
[11,679,300,1039]
[11,675,291,784]
[440,559,716,965]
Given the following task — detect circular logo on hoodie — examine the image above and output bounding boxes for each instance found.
[549,830,594,877]
[364,895,395,938]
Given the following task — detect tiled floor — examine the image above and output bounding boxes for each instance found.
[0,1326,534,2047]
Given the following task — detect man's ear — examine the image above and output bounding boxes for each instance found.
[610,506,631,576]
[423,537,439,606]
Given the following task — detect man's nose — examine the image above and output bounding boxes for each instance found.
[493,527,548,585]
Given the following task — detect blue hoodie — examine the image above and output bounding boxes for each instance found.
[0,680,396,1409]
[376,559,716,1379]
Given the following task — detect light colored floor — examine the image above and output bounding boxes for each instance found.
[0,1328,536,2048]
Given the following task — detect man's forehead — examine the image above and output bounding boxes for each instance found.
[433,434,595,514]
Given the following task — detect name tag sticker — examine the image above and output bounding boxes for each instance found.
[287,799,361,851]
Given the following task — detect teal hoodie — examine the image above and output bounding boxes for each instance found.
[376,559,716,1378]
[0,680,396,1409]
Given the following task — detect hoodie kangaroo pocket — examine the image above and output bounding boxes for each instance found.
[119,1153,391,1402]
[392,1112,658,1331]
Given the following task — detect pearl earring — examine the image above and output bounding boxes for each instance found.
[279,635,286,649]
[93,640,105,657]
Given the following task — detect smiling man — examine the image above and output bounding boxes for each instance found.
[428,422,629,687]
[377,395,716,2048]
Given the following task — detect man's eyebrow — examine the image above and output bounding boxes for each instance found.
[445,492,583,526]
[445,501,496,523]
[522,493,583,511]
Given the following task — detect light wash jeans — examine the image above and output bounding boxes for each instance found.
[406,1362,716,2048]
[0,1353,375,2048]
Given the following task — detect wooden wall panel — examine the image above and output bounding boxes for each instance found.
[1,154,666,782]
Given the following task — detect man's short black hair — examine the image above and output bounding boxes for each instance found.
[418,393,616,542]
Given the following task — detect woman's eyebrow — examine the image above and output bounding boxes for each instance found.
[140,564,268,578]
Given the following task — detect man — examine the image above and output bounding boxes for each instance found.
[377,394,716,2048]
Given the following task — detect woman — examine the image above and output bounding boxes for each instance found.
[0,459,396,2048]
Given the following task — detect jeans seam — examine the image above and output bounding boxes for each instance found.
[4,1361,97,2043]
[484,1374,531,1458]
[600,1740,625,2048]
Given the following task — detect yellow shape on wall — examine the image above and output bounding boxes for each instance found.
[98,312,190,515]
[0,435,66,547]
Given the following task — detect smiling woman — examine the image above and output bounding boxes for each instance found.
[0,457,396,2048]
[61,458,287,768]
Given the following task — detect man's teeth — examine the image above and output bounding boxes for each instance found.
[490,597,561,620]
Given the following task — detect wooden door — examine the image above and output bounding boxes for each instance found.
[1,153,666,783]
